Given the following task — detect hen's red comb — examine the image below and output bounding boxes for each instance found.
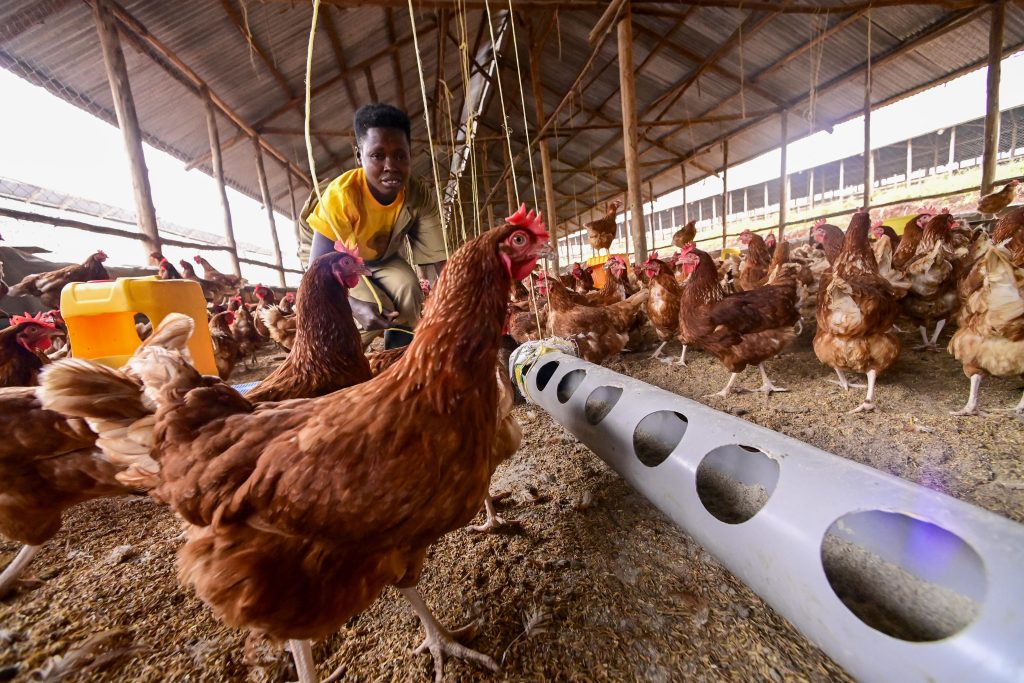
[11,312,55,329]
[334,240,364,263]
[680,242,697,254]
[813,218,826,227]
[506,204,548,238]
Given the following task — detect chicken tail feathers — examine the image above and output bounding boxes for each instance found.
[37,359,160,489]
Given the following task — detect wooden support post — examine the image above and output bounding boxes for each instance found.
[721,141,728,251]
[503,143,516,215]
[808,167,815,209]
[253,138,286,287]
[906,138,913,188]
[647,181,656,250]
[763,183,768,219]
[202,86,241,277]
[779,111,788,239]
[285,170,304,271]
[948,126,957,169]
[681,164,688,224]
[981,0,1005,196]
[863,17,873,209]
[92,0,160,257]
[839,158,845,196]
[528,51,559,270]
[618,4,647,262]
[481,144,496,230]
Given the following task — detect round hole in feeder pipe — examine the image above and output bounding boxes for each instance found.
[557,369,587,403]
[821,510,986,642]
[535,360,559,391]
[632,411,688,467]
[584,385,623,425]
[696,445,779,524]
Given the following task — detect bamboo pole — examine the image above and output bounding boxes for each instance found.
[253,138,286,287]
[481,144,496,230]
[618,4,647,262]
[529,47,560,271]
[681,164,689,224]
[647,181,656,251]
[92,0,160,257]
[863,14,873,208]
[981,0,1005,196]
[779,111,788,239]
[720,141,728,251]
[285,170,304,271]
[203,87,241,277]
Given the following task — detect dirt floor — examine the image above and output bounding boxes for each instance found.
[1,327,1022,682]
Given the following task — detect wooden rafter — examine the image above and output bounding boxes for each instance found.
[385,8,408,110]
[320,7,362,108]
[219,0,341,169]
[634,0,987,15]
[0,0,75,44]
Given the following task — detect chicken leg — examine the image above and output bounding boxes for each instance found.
[0,545,40,598]
[707,372,743,398]
[401,587,499,683]
[950,374,983,416]
[470,495,505,533]
[827,368,866,391]
[649,341,668,362]
[755,364,788,394]
[675,345,688,366]
[288,640,317,683]
[914,320,946,352]
[848,369,878,413]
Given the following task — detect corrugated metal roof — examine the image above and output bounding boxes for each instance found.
[1,0,1021,241]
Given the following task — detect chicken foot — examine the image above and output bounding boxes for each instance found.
[401,587,499,683]
[707,373,744,398]
[755,364,788,394]
[950,374,983,416]
[649,341,671,363]
[827,369,867,391]
[470,495,506,533]
[675,345,688,366]
[848,369,878,413]
[0,544,41,598]
[913,320,946,352]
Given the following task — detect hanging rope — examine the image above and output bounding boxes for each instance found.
[480,0,519,208]
[407,0,450,258]
[503,0,540,208]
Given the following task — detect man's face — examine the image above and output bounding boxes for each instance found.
[357,127,411,204]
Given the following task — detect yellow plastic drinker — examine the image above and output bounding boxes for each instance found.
[60,276,218,376]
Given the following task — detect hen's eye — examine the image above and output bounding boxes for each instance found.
[511,233,527,247]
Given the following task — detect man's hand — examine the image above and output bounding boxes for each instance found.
[351,298,399,330]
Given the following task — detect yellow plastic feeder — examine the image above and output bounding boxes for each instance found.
[60,276,218,376]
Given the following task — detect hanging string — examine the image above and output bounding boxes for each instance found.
[503,0,540,208]
[480,0,519,207]
[406,0,450,258]
[453,0,480,237]
[441,79,468,244]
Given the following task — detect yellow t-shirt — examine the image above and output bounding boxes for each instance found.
[306,169,406,261]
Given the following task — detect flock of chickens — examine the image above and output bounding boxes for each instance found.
[0,172,1021,680]
[0,208,547,682]
[511,179,1024,416]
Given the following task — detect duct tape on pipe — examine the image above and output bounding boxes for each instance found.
[508,338,578,403]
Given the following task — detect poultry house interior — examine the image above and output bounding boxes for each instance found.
[3,1,1024,681]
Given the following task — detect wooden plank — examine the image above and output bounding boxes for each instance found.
[721,141,729,250]
[529,42,561,271]
[253,138,286,287]
[779,111,788,237]
[981,0,1005,196]
[98,0,309,189]
[863,15,873,208]
[0,206,302,274]
[618,5,646,262]
[92,0,160,257]
[203,87,241,277]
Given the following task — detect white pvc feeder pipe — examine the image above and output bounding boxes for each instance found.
[518,352,1024,683]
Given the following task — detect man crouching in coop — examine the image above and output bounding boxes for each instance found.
[298,103,447,349]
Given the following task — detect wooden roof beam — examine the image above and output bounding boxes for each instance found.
[319,7,362,109]
[0,0,76,45]
[219,0,342,169]
[94,0,309,186]
[634,0,987,15]
[385,8,408,111]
